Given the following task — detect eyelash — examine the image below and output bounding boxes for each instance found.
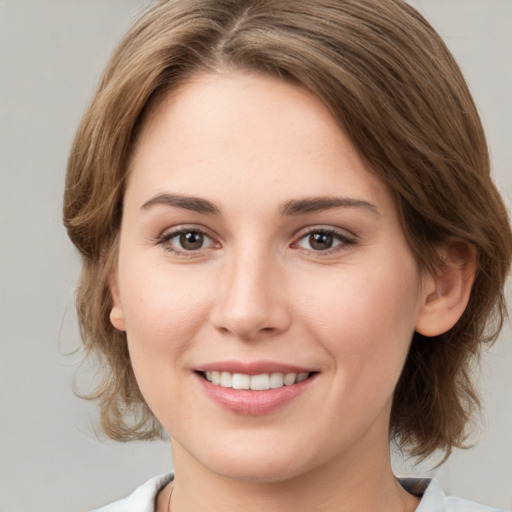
[154,226,357,257]
[155,226,218,257]
[292,227,357,255]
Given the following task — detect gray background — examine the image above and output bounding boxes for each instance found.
[0,1,511,511]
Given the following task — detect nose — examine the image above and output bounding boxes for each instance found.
[210,248,291,341]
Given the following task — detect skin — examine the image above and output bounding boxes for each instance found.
[110,72,474,512]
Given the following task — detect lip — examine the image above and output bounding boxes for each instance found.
[195,360,313,375]
[194,361,318,416]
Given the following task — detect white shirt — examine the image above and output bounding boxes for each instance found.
[91,473,509,512]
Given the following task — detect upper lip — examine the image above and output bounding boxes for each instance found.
[195,361,315,375]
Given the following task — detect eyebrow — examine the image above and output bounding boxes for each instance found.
[141,193,221,215]
[280,196,380,216]
[140,193,379,217]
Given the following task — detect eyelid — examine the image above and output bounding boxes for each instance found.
[154,224,220,255]
[291,225,357,253]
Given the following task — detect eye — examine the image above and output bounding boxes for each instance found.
[157,227,218,254]
[177,231,206,250]
[293,228,355,253]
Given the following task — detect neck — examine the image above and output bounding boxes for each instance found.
[166,434,419,512]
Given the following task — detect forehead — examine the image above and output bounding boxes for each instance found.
[127,72,392,214]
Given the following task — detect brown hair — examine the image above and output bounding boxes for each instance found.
[63,0,512,459]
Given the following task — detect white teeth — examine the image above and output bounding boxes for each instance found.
[203,371,310,389]
[232,373,250,390]
[283,373,297,386]
[296,372,309,383]
[269,372,284,388]
[220,372,232,387]
[250,374,270,390]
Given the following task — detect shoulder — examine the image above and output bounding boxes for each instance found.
[399,478,510,512]
[89,472,174,512]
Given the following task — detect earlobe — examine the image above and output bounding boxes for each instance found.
[108,271,126,332]
[110,306,126,331]
[415,241,477,337]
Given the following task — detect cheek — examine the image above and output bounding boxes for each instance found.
[118,261,215,418]
[119,258,213,361]
[297,258,422,367]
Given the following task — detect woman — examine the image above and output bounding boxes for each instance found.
[63,0,512,510]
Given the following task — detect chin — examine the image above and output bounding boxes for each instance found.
[187,435,325,485]
[211,456,313,484]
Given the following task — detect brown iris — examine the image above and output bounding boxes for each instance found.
[180,231,204,250]
[309,232,334,250]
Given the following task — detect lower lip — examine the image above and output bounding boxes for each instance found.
[196,373,317,416]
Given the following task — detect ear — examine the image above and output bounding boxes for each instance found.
[108,270,126,332]
[415,241,477,337]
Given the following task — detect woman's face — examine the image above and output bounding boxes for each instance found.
[112,72,430,482]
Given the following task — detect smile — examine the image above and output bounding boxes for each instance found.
[203,371,310,390]
[195,364,318,415]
